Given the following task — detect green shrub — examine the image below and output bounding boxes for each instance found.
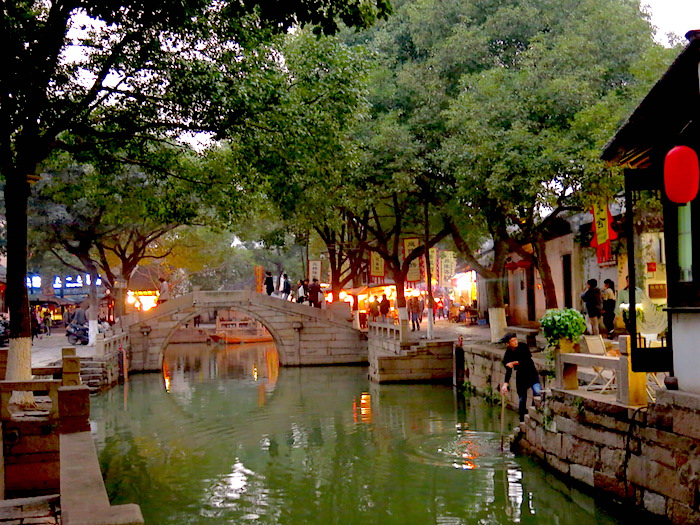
[539,308,586,347]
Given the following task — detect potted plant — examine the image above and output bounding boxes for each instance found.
[539,308,587,353]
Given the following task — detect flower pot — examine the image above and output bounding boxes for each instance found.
[558,337,575,353]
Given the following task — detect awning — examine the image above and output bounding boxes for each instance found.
[28,294,77,306]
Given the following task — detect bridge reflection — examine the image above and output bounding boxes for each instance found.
[162,342,280,396]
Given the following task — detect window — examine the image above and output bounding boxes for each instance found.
[678,203,692,282]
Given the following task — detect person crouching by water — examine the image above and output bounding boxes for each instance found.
[500,332,541,422]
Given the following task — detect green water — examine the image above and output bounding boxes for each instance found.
[91,342,636,525]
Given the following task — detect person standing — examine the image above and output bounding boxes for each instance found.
[42,309,52,336]
[71,305,87,326]
[368,296,380,323]
[62,306,73,327]
[264,271,274,296]
[581,279,603,335]
[601,279,617,339]
[500,332,541,422]
[307,278,322,308]
[379,294,390,323]
[408,295,421,331]
[296,280,307,303]
[158,277,171,305]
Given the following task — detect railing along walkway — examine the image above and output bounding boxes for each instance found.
[554,335,651,406]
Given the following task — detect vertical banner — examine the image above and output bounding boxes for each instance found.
[403,238,422,283]
[309,260,322,281]
[440,251,456,287]
[370,251,385,278]
[254,265,264,293]
[593,202,610,245]
[429,247,439,284]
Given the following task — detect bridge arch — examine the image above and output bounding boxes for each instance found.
[127,290,367,371]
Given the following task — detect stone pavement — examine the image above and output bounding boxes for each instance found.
[30,332,97,368]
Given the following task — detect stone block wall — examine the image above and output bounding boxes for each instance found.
[369,340,455,383]
[3,420,59,498]
[514,388,700,525]
[461,343,551,408]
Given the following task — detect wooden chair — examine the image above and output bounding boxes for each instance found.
[583,335,617,393]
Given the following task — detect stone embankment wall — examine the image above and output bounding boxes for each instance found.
[461,343,700,525]
[515,388,700,525]
[461,342,550,408]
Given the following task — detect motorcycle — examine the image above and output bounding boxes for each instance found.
[66,323,89,345]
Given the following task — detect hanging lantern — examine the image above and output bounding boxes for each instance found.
[505,261,518,271]
[516,259,531,269]
[664,145,699,204]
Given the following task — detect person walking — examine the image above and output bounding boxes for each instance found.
[158,277,171,305]
[264,271,274,296]
[379,294,390,323]
[500,332,541,422]
[581,279,603,335]
[307,278,322,308]
[602,279,617,339]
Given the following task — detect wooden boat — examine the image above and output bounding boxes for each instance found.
[209,319,272,344]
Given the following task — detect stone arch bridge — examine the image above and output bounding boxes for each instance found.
[125,291,367,371]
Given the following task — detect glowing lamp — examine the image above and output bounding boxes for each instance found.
[664,145,699,204]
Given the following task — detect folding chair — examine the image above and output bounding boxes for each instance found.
[583,335,617,393]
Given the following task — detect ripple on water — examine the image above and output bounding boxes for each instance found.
[398,429,519,470]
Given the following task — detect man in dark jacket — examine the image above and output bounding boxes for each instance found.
[500,332,541,422]
[307,278,322,308]
[581,278,603,335]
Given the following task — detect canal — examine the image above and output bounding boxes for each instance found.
[90,341,639,525]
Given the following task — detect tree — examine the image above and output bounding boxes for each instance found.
[217,29,377,296]
[437,0,674,338]
[2,0,391,400]
[334,0,675,341]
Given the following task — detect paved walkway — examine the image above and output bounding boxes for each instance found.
[30,331,97,368]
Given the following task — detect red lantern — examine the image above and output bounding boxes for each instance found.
[664,145,699,204]
[516,259,531,269]
[505,261,518,271]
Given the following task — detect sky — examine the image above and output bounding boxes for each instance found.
[643,0,700,44]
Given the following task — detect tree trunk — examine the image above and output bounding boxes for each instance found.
[534,234,558,309]
[424,201,434,339]
[486,275,508,343]
[392,268,409,342]
[4,172,34,406]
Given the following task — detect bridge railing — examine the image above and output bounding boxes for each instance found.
[95,327,130,358]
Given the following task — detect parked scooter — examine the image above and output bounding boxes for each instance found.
[66,323,89,345]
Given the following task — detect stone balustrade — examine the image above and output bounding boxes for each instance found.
[94,328,130,358]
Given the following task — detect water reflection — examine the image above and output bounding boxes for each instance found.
[91,341,633,525]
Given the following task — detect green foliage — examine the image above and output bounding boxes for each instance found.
[539,308,587,347]
[462,380,477,395]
